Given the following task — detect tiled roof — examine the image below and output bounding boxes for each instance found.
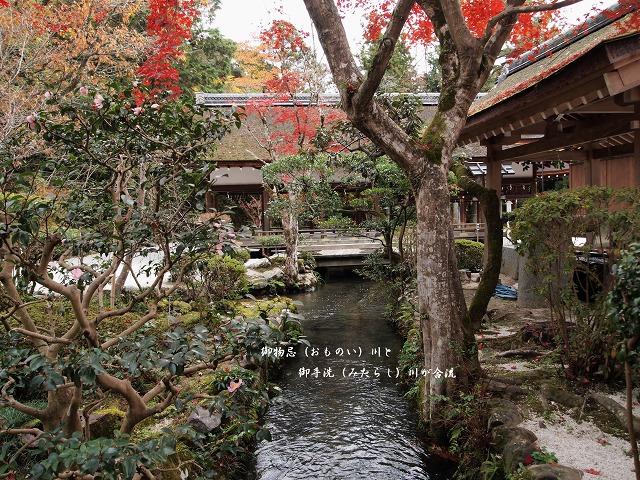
[470,3,639,116]
[196,92,443,107]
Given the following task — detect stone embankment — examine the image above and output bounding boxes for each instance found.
[465,271,639,480]
[244,254,318,291]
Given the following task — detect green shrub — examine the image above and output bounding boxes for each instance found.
[455,239,484,272]
[228,246,251,263]
[511,186,640,380]
[184,255,247,304]
[315,216,355,230]
[298,250,317,270]
[608,242,640,358]
[256,235,284,247]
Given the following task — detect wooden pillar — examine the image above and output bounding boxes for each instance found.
[486,142,503,225]
[485,146,503,195]
[635,103,640,188]
[587,147,602,187]
[485,143,503,263]
[584,148,593,187]
[261,187,271,232]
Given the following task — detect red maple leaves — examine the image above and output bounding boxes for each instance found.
[137,0,199,95]
[245,20,347,158]
[245,96,346,157]
[338,0,563,59]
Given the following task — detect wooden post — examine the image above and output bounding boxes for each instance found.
[262,187,271,232]
[485,145,503,196]
[635,103,640,188]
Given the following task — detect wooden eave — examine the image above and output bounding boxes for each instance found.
[459,21,640,165]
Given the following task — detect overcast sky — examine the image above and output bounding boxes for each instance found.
[211,0,601,79]
[212,0,601,46]
[213,0,366,50]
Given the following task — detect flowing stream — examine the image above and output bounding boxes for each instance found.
[251,276,455,479]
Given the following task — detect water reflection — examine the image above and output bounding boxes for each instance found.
[252,278,454,479]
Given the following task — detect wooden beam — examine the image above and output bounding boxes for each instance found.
[605,63,640,96]
[462,77,610,144]
[502,149,588,163]
[494,120,630,162]
[572,98,633,114]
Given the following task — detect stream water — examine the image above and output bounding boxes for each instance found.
[251,276,455,479]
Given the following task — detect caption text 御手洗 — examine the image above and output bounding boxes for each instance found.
[260,345,455,380]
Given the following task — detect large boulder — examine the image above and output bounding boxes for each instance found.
[491,425,537,452]
[541,384,584,409]
[297,272,318,291]
[487,398,524,430]
[246,268,268,289]
[501,429,538,473]
[187,406,222,434]
[526,464,584,480]
[263,267,284,282]
[245,257,271,269]
[88,408,126,439]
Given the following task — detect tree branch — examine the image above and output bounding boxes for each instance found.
[357,0,415,108]
[13,328,72,345]
[484,0,585,44]
[1,378,47,419]
[420,0,475,51]
[0,247,43,345]
[302,0,363,105]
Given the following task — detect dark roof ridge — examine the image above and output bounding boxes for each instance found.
[505,1,637,77]
[195,92,444,107]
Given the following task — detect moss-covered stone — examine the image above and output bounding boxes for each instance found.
[491,425,537,452]
[541,384,584,409]
[89,405,126,439]
[526,464,584,480]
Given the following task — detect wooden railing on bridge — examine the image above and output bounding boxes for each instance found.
[237,223,486,251]
[453,222,486,242]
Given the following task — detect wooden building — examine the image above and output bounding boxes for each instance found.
[198,4,639,230]
[458,5,640,197]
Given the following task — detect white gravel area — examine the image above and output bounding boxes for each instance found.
[521,412,636,479]
[495,361,538,371]
[607,391,640,418]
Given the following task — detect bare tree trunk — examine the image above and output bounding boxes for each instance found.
[415,163,475,418]
[114,253,133,297]
[114,160,147,299]
[463,181,503,329]
[42,387,82,434]
[282,197,300,286]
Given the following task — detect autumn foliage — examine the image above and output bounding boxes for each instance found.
[138,0,200,93]
[245,98,346,157]
[0,0,199,100]
[338,0,639,60]
[240,20,346,158]
[337,0,561,58]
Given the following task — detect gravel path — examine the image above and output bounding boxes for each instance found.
[521,411,635,480]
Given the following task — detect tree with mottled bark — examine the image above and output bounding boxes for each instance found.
[262,154,340,285]
[301,0,598,423]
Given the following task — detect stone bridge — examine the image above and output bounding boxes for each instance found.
[238,224,485,268]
